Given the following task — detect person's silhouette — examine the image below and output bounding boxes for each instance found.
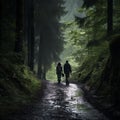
[64,61,72,85]
[56,62,63,84]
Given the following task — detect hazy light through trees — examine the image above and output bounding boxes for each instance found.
[47,0,84,80]
[61,0,84,22]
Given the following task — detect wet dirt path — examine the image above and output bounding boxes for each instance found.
[12,81,109,120]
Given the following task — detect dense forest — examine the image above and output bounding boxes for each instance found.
[0,0,120,119]
[0,0,65,117]
[61,0,120,117]
[61,0,120,118]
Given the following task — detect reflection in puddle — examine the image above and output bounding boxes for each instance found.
[43,83,108,120]
[12,82,108,120]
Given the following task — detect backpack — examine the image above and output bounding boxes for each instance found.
[56,65,62,74]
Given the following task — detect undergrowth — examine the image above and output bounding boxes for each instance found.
[74,34,120,110]
[0,53,41,117]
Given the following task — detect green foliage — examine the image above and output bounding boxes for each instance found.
[0,54,41,115]
[46,63,57,82]
[76,40,109,84]
[61,0,120,111]
[74,34,120,108]
[61,20,87,64]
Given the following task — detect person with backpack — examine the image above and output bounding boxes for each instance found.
[56,62,63,84]
[64,60,72,85]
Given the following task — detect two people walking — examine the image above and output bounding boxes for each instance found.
[56,61,72,85]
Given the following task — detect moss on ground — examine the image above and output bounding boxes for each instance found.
[0,53,41,117]
[75,34,120,113]
[76,41,109,87]
[73,39,112,102]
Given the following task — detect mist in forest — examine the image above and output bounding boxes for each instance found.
[47,0,84,80]
[61,0,84,22]
[0,0,120,119]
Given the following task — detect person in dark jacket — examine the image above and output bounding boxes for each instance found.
[56,62,63,84]
[64,60,72,85]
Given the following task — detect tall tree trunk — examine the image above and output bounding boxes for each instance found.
[0,0,2,48]
[107,0,113,35]
[38,62,42,79]
[37,30,43,79]
[24,0,29,65]
[24,0,32,66]
[30,0,35,71]
[27,0,35,71]
[43,66,46,80]
[14,0,24,53]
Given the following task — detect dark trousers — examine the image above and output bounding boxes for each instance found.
[57,74,61,84]
[65,73,69,85]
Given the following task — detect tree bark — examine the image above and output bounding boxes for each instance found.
[43,66,46,80]
[38,62,42,79]
[37,29,44,79]
[107,0,113,35]
[14,0,24,53]
[27,0,35,71]
[30,0,35,71]
[0,0,2,48]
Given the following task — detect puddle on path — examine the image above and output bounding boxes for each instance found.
[11,82,109,120]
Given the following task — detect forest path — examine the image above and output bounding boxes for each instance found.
[11,81,108,120]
